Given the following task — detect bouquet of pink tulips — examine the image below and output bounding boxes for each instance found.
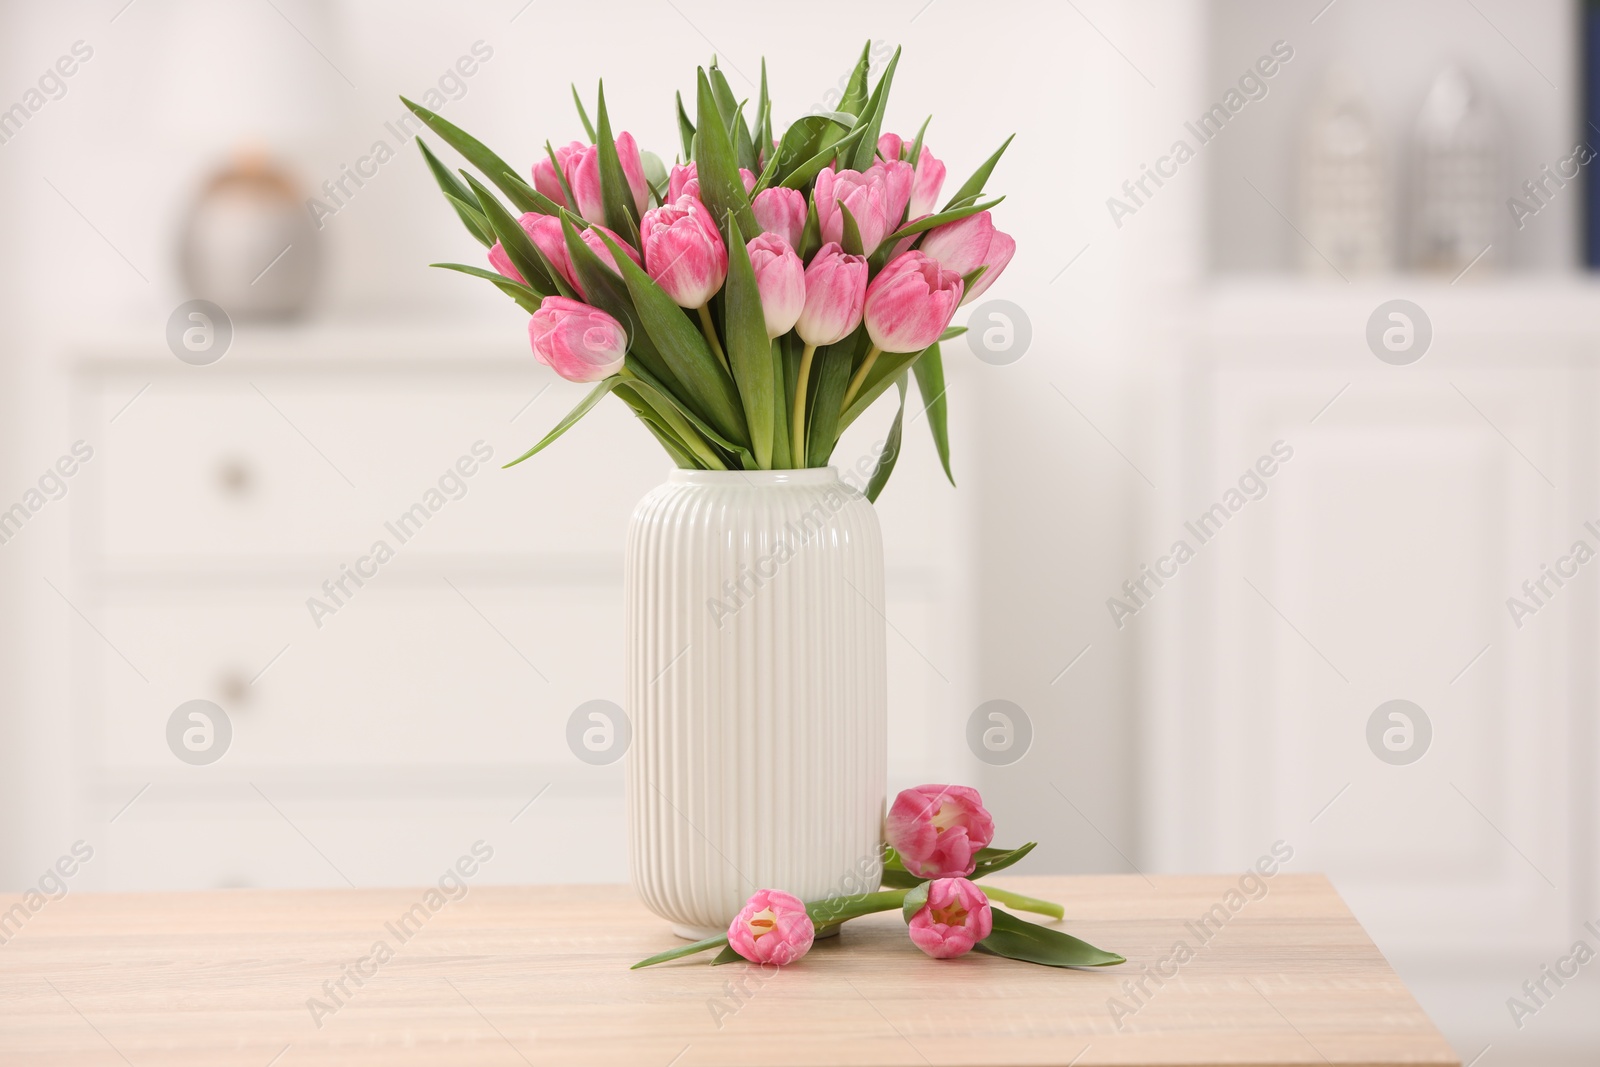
[404,43,1014,500]
[631,785,1123,970]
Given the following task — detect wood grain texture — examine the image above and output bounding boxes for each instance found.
[0,874,1458,1066]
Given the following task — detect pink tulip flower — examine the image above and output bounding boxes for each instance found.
[907,877,993,959]
[863,252,964,354]
[547,134,650,222]
[918,211,1014,305]
[813,161,914,256]
[753,186,807,250]
[794,242,867,347]
[487,214,639,299]
[878,133,947,219]
[746,232,805,339]
[640,195,728,308]
[527,296,628,382]
[727,888,815,966]
[667,161,756,203]
[884,784,995,878]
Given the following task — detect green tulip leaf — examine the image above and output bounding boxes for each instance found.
[570,83,596,142]
[975,908,1125,969]
[417,139,493,247]
[807,889,907,927]
[911,344,953,486]
[503,376,622,469]
[722,213,777,468]
[709,944,745,966]
[837,349,924,434]
[630,932,728,969]
[593,81,642,243]
[944,133,1015,211]
[865,374,908,503]
[676,90,696,161]
[613,382,702,469]
[462,173,556,296]
[838,202,865,257]
[837,41,873,117]
[694,67,759,247]
[429,263,543,314]
[900,873,930,923]
[401,96,559,216]
[883,197,1004,245]
[804,332,859,466]
[971,842,1039,879]
[848,46,900,173]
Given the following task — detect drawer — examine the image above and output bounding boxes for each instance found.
[86,581,627,772]
[80,372,670,566]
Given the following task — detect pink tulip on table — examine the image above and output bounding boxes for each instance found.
[527,296,628,383]
[918,211,1014,305]
[746,232,805,339]
[727,889,815,966]
[884,784,996,879]
[813,161,913,256]
[907,877,993,959]
[879,132,947,219]
[753,186,807,249]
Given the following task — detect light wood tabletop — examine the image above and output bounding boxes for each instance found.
[0,873,1458,1066]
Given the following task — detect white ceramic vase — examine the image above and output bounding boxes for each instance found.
[624,468,887,938]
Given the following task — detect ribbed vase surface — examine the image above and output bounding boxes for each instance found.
[624,468,887,938]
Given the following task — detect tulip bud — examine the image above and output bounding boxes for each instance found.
[668,161,756,203]
[753,186,807,250]
[533,141,583,208]
[884,784,995,878]
[639,195,728,308]
[813,161,914,256]
[527,296,628,382]
[878,132,946,222]
[794,242,867,347]
[863,252,964,354]
[560,133,650,223]
[746,232,806,338]
[907,877,993,959]
[963,231,1014,304]
[727,889,815,966]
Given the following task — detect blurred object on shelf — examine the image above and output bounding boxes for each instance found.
[1409,65,1502,276]
[1299,66,1390,277]
[178,148,319,319]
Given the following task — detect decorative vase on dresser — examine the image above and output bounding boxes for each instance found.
[624,469,887,938]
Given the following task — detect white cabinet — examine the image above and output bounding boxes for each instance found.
[1146,282,1598,1052]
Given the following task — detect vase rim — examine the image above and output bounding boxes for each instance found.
[668,467,841,486]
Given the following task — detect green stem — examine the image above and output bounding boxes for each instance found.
[696,304,729,371]
[631,933,727,969]
[791,342,818,467]
[979,886,1065,921]
[839,343,882,412]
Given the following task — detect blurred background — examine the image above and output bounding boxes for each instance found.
[1,0,1595,1060]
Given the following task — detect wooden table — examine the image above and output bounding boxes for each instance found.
[0,874,1457,1066]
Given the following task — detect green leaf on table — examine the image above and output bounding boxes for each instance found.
[594,82,642,243]
[709,944,744,966]
[462,173,556,296]
[944,133,1015,211]
[974,908,1125,968]
[570,83,596,141]
[503,376,621,468]
[429,263,543,314]
[596,229,749,447]
[807,889,907,927]
[722,214,777,468]
[900,880,930,924]
[694,68,759,247]
[417,139,492,246]
[401,96,560,216]
[883,198,1005,245]
[847,46,900,173]
[911,344,953,486]
[865,375,908,503]
[630,932,728,969]
[676,91,696,161]
[971,842,1038,879]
